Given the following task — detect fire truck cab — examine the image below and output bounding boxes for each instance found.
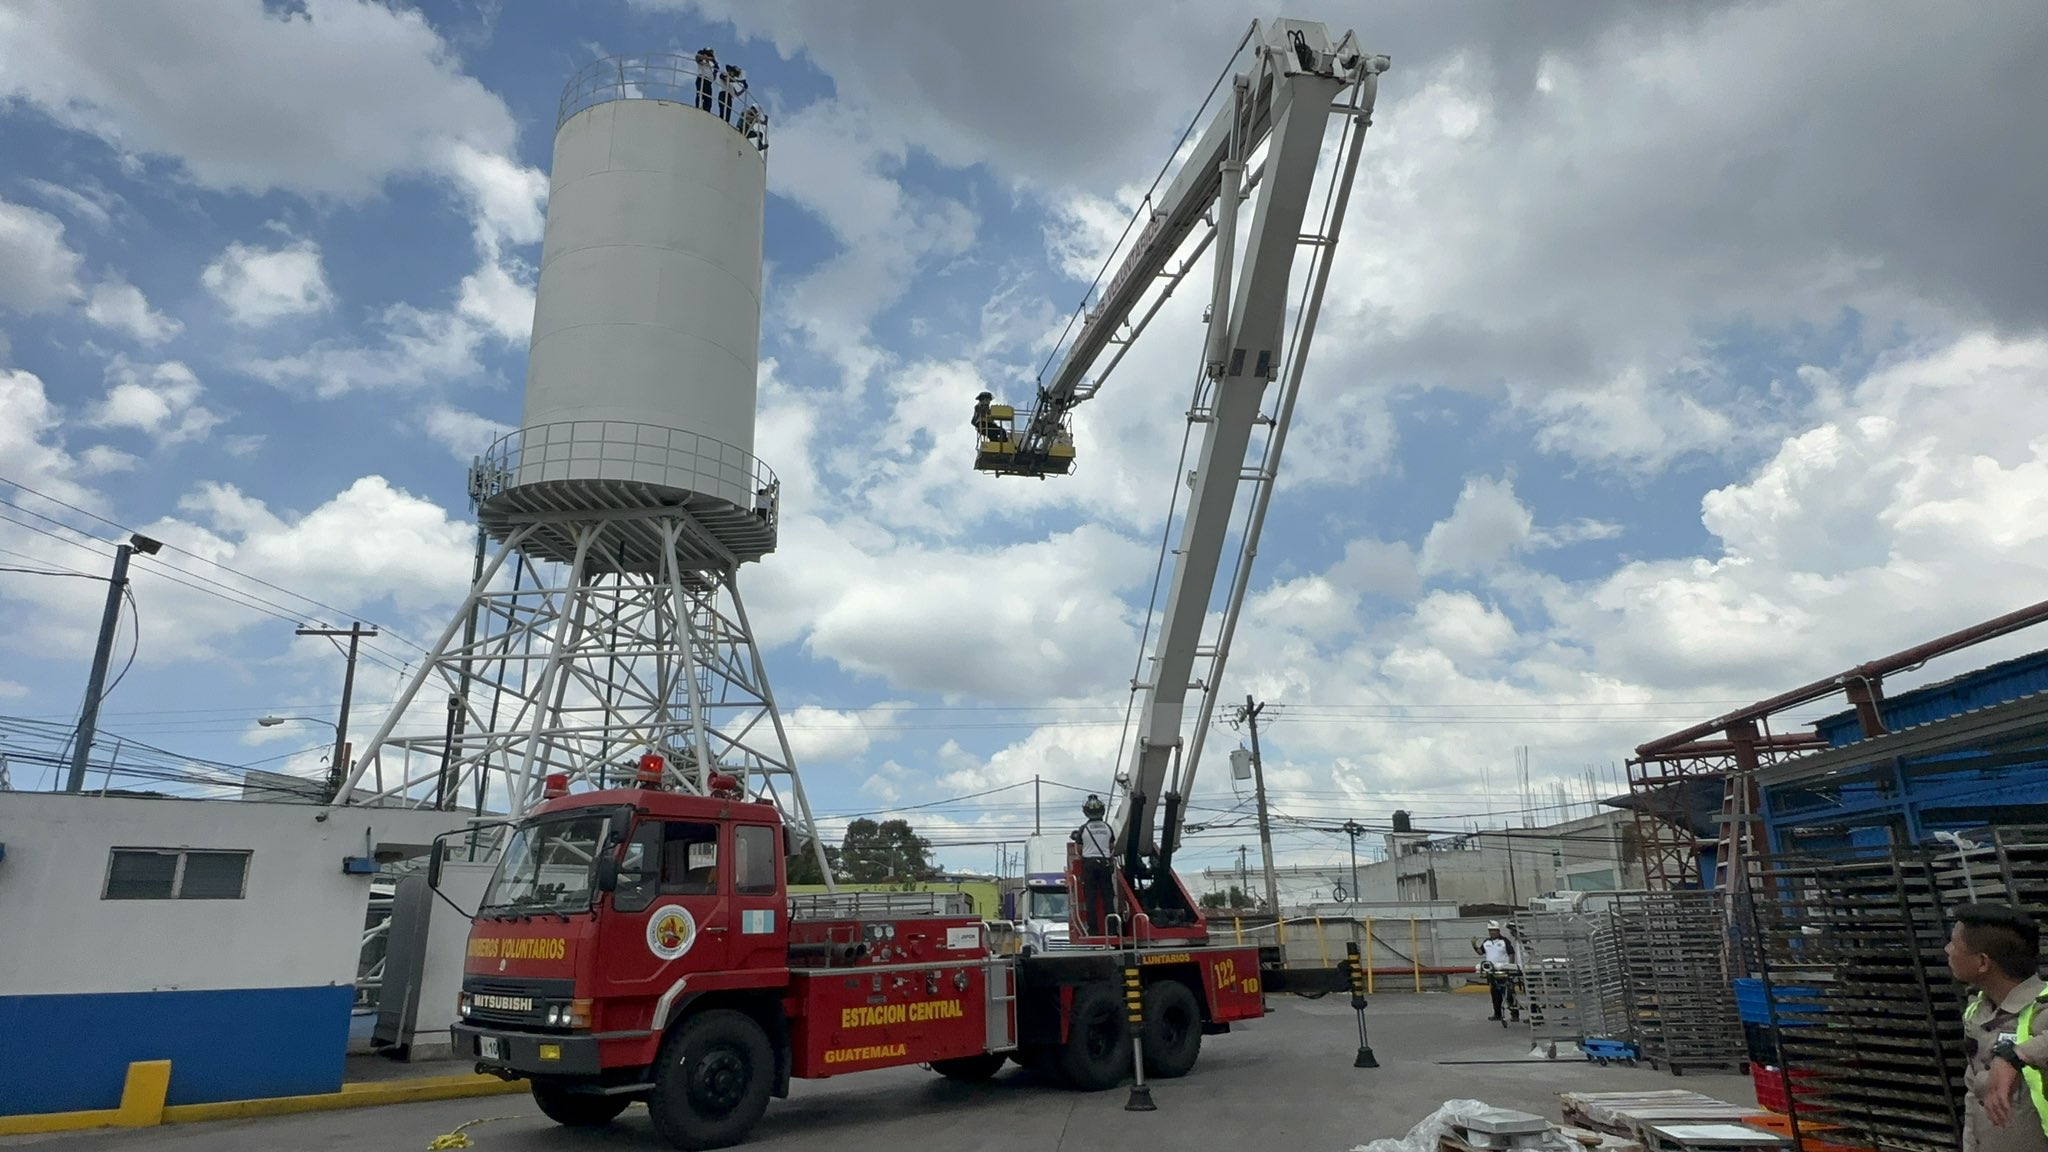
[439,782,1288,1150]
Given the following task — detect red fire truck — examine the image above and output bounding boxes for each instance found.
[438,781,1341,1149]
[439,19,1385,1149]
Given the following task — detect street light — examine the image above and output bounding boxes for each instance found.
[258,714,338,733]
[65,533,163,792]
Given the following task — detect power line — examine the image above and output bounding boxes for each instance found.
[0,565,104,579]
[0,476,431,655]
[0,485,419,673]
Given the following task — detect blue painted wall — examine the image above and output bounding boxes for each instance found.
[0,984,352,1115]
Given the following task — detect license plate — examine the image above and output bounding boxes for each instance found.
[478,1036,502,1060]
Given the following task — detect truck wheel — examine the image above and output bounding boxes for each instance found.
[930,1052,1007,1081]
[531,1083,631,1127]
[1141,979,1202,1079]
[647,1010,774,1150]
[1058,983,1131,1091]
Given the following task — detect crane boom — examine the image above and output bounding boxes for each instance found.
[971,18,1388,939]
[1115,22,1381,865]
[974,20,1384,482]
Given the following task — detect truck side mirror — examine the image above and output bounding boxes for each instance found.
[427,836,446,889]
[595,854,619,893]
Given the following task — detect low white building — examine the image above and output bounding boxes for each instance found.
[1197,809,1645,913]
[0,792,472,1116]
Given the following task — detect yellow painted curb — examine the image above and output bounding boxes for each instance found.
[163,1073,530,1124]
[0,1069,527,1136]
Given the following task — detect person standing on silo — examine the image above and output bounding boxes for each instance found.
[694,48,717,113]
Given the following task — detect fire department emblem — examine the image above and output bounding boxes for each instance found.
[647,904,697,961]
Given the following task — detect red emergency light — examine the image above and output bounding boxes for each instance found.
[635,753,666,787]
[541,772,569,799]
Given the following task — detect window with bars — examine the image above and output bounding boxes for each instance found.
[103,848,251,900]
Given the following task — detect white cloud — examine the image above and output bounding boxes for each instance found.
[0,1,547,402]
[163,476,476,619]
[781,703,911,764]
[88,360,221,446]
[455,258,533,344]
[445,142,547,255]
[23,177,120,232]
[0,0,520,203]
[419,403,512,462]
[0,471,475,673]
[0,368,95,501]
[78,445,142,474]
[85,279,182,343]
[1410,590,1517,667]
[201,239,333,325]
[0,197,83,312]
[0,679,26,699]
[247,298,485,396]
[765,99,978,385]
[1419,475,1534,575]
[1,199,176,341]
[677,2,2045,477]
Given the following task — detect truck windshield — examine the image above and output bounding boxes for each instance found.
[479,812,612,915]
[1029,890,1070,920]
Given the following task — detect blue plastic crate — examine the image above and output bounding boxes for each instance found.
[1582,1037,1639,1064]
[1735,978,1825,1024]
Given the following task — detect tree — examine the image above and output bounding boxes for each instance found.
[839,818,936,883]
[1199,885,1256,910]
[786,843,844,885]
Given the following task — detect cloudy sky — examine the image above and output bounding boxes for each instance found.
[2,0,2045,879]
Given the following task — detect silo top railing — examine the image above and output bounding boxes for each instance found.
[474,420,779,521]
[560,53,769,151]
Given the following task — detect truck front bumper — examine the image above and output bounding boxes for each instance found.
[452,1022,603,1077]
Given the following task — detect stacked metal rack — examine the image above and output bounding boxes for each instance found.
[1583,914,1635,1052]
[1610,891,1747,1074]
[1934,823,2048,917]
[1509,911,1591,1048]
[1746,853,1965,1152]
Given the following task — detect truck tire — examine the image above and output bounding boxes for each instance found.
[1058,982,1131,1091]
[531,1083,631,1127]
[647,1009,774,1150]
[930,1052,1007,1081]
[1141,979,1202,1079]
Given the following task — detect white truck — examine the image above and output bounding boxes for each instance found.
[999,834,1072,955]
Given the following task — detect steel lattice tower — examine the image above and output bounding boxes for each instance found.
[335,56,825,873]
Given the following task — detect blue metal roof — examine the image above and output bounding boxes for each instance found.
[1812,645,2048,746]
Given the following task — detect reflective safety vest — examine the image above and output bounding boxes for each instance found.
[1971,987,2048,1133]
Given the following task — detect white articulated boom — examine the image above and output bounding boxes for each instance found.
[973,18,1388,931]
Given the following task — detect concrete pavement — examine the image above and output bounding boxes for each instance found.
[0,995,1756,1151]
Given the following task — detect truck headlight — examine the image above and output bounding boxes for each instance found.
[457,993,472,1018]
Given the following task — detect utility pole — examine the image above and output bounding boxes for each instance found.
[68,534,160,792]
[298,622,379,803]
[1235,695,1280,917]
[1341,819,1365,903]
[1034,774,1041,836]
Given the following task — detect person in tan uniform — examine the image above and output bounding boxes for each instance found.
[1948,903,2048,1152]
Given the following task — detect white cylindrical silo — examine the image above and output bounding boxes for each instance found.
[512,58,767,513]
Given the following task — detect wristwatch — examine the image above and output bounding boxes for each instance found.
[1993,1037,2026,1071]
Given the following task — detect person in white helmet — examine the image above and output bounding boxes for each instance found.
[1472,921,1519,1020]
